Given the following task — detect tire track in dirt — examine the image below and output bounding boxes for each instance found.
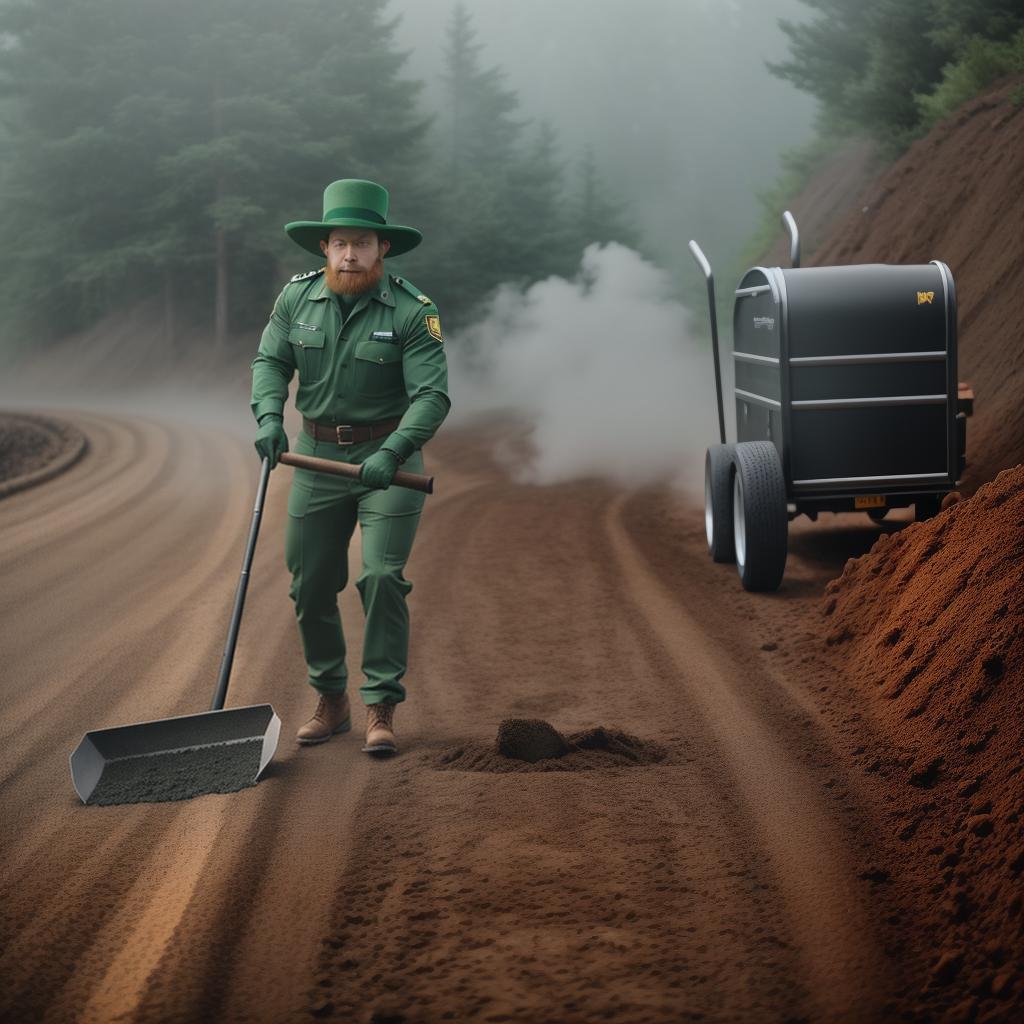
[0,419,250,760]
[603,490,897,1021]
[76,440,492,1024]
[1,416,905,1023]
[295,454,838,1022]
[0,413,153,565]
[0,417,214,683]
[0,409,311,1024]
[0,417,263,1021]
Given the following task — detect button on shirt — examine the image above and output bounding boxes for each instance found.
[250,271,450,460]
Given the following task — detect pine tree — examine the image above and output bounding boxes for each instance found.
[419,2,531,324]
[0,0,431,347]
[568,146,638,257]
[503,121,575,282]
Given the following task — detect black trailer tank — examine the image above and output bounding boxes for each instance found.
[733,261,959,502]
[689,213,972,593]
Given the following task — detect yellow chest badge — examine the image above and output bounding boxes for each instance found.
[917,291,935,305]
[425,314,443,342]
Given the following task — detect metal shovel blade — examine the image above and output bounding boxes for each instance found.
[70,704,280,806]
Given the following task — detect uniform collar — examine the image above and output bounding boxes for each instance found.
[309,273,395,308]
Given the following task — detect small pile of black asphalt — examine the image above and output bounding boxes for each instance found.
[87,740,265,805]
[436,718,668,773]
[497,718,572,762]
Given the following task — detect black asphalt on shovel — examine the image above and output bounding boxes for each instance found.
[70,451,433,805]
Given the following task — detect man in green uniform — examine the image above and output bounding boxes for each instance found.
[251,179,450,756]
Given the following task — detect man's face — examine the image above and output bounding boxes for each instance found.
[320,228,390,296]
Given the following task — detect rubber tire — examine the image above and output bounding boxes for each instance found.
[915,495,942,522]
[704,444,736,562]
[730,441,788,592]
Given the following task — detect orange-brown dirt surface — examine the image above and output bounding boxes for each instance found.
[2,79,1022,1024]
[0,402,1018,1024]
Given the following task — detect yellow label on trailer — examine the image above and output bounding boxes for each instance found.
[855,494,886,509]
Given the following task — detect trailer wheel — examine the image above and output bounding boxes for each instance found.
[704,444,735,562]
[731,441,788,592]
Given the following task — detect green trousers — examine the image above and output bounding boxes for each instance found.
[284,429,426,706]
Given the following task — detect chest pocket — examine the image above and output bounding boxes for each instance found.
[289,325,326,382]
[354,339,404,397]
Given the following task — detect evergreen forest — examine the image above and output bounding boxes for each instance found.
[771,0,1024,149]
[2,0,1020,355]
[0,0,632,349]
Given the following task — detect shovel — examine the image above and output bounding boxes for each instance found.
[70,451,433,805]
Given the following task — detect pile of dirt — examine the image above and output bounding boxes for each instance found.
[437,719,668,773]
[821,465,1023,1020]
[810,77,1024,492]
[496,717,573,762]
[0,412,87,497]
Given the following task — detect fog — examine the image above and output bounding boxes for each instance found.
[447,243,721,496]
[393,0,817,276]
[391,0,804,492]
[2,0,815,496]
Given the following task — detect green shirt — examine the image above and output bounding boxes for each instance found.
[250,269,451,461]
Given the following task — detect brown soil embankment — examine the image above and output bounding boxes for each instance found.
[812,78,1024,492]
[815,466,1024,1022]
[762,78,1023,493]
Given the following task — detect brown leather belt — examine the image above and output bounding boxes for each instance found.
[302,416,401,446]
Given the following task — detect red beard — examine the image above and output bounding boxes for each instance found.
[324,257,385,296]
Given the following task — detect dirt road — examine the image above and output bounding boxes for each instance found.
[0,409,914,1023]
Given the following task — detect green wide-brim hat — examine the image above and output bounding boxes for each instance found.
[284,178,422,258]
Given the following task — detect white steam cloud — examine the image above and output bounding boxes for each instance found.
[446,242,723,496]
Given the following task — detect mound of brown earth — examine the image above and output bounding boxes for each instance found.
[811,77,1024,492]
[496,717,573,762]
[821,464,1024,1021]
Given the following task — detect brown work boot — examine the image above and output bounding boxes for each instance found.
[362,702,397,756]
[296,691,351,745]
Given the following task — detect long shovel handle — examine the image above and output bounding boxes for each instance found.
[279,451,434,494]
[210,456,272,711]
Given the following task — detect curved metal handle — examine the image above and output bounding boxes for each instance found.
[782,210,800,268]
[687,239,726,445]
[688,239,712,280]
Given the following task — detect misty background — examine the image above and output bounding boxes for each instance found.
[392,0,817,276]
[0,0,817,347]
[2,0,1020,490]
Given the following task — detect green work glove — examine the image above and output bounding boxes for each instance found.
[254,414,289,469]
[360,448,400,490]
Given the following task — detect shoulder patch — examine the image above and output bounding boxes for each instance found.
[392,275,433,306]
[290,268,323,283]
